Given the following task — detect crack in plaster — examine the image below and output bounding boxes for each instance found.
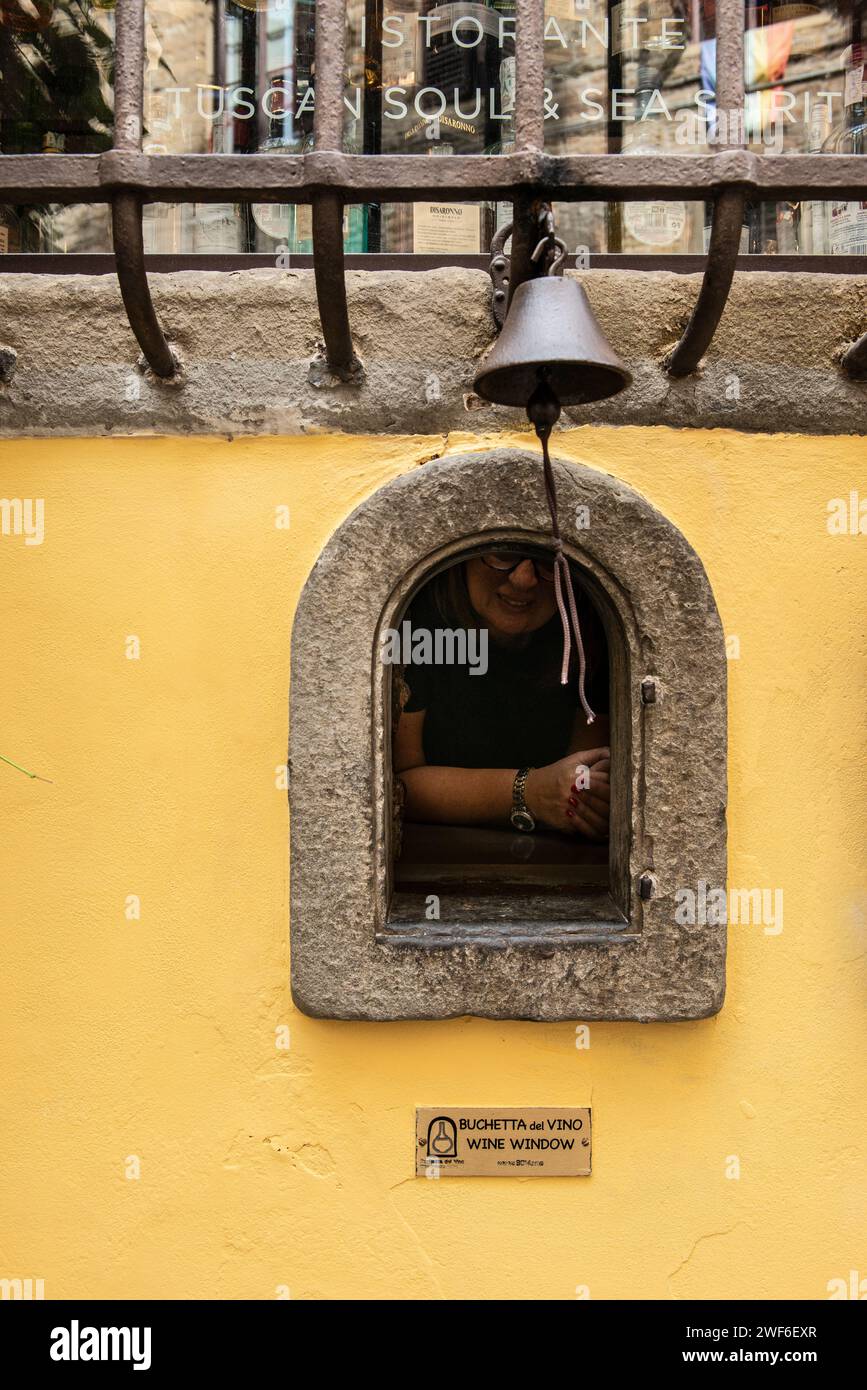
[667,1222,749,1299]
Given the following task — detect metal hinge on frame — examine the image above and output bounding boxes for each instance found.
[487,204,569,332]
[641,676,658,705]
[488,222,513,331]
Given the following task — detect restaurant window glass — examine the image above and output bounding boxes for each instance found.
[2,0,864,258]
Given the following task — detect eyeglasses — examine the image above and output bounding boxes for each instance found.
[481,550,556,583]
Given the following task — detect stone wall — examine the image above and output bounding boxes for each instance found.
[1,266,866,436]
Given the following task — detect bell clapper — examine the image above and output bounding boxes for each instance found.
[526,369,562,445]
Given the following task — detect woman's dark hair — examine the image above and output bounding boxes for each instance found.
[427,560,480,632]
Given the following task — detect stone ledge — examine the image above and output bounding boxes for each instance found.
[1,267,865,437]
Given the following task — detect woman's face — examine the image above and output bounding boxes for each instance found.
[465,553,558,641]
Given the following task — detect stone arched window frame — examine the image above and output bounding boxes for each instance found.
[290,448,727,1022]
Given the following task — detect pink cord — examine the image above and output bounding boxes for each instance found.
[541,434,596,724]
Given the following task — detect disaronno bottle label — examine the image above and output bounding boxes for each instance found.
[412,203,481,254]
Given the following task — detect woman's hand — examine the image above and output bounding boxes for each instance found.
[525,748,611,839]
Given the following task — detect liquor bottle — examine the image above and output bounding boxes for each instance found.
[0,205,21,254]
[744,0,824,253]
[191,80,244,253]
[703,201,751,255]
[380,2,514,252]
[483,43,516,251]
[382,131,480,256]
[0,114,20,249]
[32,132,66,252]
[775,200,798,253]
[796,99,831,254]
[266,131,367,254]
[406,138,485,256]
[822,9,867,256]
[622,80,703,254]
[281,199,368,255]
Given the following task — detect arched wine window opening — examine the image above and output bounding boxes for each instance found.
[382,536,632,940]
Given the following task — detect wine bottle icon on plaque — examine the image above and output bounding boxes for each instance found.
[427,1117,457,1159]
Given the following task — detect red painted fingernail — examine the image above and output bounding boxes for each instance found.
[570,783,578,793]
[566,810,574,818]
[568,796,577,806]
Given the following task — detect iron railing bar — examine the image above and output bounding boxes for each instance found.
[514,0,545,154]
[113,0,145,153]
[311,0,359,379]
[510,2,546,299]
[111,0,177,380]
[3,151,867,201]
[314,0,348,152]
[0,153,100,200]
[508,193,538,306]
[715,0,746,119]
[667,0,746,375]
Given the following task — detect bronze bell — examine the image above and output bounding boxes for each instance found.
[473,275,632,408]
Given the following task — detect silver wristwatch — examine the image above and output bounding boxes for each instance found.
[511,767,536,833]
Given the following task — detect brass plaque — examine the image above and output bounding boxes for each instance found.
[416,1107,591,1178]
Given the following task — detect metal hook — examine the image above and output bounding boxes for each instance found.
[531,234,568,277]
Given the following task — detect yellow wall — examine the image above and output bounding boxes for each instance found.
[2,429,866,1301]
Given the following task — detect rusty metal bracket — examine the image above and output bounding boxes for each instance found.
[664,0,745,378]
[311,191,363,382]
[112,193,178,380]
[665,187,746,377]
[489,203,566,331]
[112,0,177,381]
[841,331,867,381]
[641,677,658,705]
[488,223,513,331]
[311,0,362,382]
